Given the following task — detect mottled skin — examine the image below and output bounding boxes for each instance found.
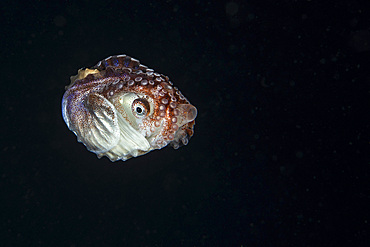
[62,55,197,161]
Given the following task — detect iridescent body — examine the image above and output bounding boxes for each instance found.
[62,55,197,161]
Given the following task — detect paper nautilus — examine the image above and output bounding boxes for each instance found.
[62,54,197,161]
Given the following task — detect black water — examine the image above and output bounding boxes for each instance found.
[1,1,369,246]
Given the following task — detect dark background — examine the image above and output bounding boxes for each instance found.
[1,0,369,246]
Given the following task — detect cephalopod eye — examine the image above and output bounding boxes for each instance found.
[132,98,150,118]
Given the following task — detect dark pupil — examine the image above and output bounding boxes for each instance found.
[136,107,142,114]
